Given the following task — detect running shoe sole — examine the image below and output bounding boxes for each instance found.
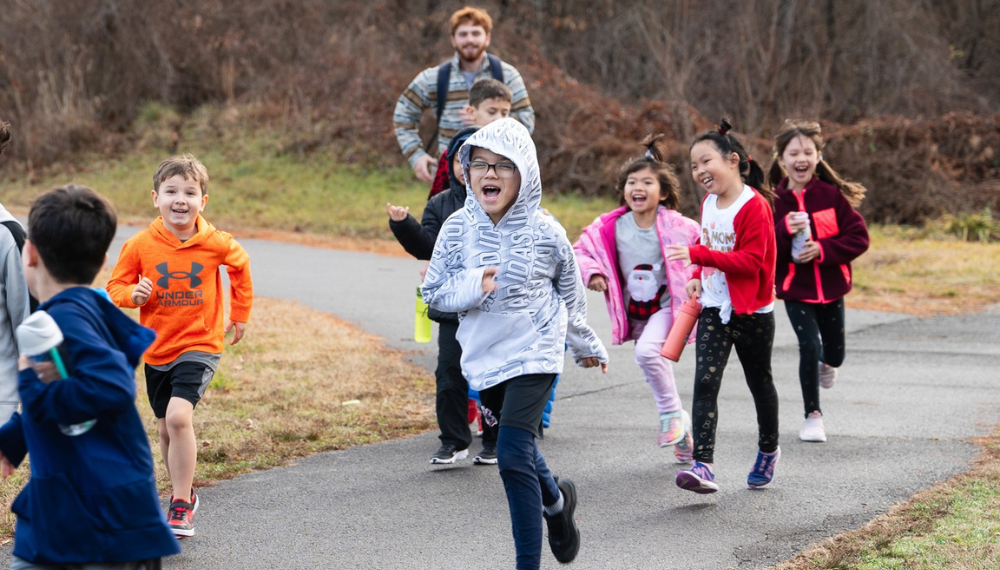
[675,470,719,494]
[429,448,469,464]
[473,453,498,465]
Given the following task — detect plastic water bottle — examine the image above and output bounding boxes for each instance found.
[790,211,812,263]
[16,311,97,436]
[414,287,432,343]
[660,296,702,362]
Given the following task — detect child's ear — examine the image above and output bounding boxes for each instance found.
[22,239,38,267]
[463,105,475,117]
[151,189,159,207]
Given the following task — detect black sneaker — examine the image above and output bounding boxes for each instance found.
[544,477,580,563]
[473,445,498,465]
[429,444,469,464]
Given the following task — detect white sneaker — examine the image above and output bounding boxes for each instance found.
[819,362,837,389]
[799,411,827,442]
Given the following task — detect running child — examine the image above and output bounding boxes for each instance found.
[0,119,31,424]
[0,185,180,568]
[666,119,780,493]
[573,134,700,463]
[422,118,608,570]
[107,154,253,538]
[387,126,500,465]
[427,78,512,198]
[768,120,869,443]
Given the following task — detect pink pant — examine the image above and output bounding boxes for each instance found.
[631,309,681,414]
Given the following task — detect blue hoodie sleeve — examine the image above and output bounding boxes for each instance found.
[0,412,27,467]
[19,306,138,426]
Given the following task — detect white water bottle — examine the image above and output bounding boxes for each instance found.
[790,211,812,263]
[17,311,97,436]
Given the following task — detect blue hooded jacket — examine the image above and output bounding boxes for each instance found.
[0,287,180,564]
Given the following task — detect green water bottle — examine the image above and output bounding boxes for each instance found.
[414,287,432,343]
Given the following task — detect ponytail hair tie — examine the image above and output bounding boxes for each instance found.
[644,148,655,160]
[747,155,753,163]
[718,118,733,135]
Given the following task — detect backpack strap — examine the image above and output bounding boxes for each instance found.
[486,54,504,83]
[426,60,453,153]
[0,220,38,312]
[434,61,452,126]
[428,55,504,152]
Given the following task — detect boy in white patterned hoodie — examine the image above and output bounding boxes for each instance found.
[422,118,608,570]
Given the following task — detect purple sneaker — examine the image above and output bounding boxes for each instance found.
[747,447,781,489]
[675,461,718,494]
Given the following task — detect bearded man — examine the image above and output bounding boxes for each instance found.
[393,6,535,183]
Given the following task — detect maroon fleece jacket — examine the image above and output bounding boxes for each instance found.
[773,177,870,303]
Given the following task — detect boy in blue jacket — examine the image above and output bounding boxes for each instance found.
[0,185,180,569]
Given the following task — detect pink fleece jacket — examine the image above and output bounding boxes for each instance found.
[573,206,701,345]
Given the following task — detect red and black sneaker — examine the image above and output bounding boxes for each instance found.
[167,491,198,538]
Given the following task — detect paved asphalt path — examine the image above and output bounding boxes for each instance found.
[4,228,998,569]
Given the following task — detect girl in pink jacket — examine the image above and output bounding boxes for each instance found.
[573,135,700,463]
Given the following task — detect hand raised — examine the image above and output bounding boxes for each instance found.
[386,202,410,222]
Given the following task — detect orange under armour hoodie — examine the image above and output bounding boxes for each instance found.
[107,216,253,365]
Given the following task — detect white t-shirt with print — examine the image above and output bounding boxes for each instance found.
[699,185,774,324]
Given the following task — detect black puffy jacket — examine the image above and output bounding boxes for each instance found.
[389,178,466,323]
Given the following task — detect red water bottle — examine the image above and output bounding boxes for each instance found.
[660,296,702,362]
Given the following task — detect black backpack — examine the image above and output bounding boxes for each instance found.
[428,54,504,152]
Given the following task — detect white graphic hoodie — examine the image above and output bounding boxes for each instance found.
[422,118,608,391]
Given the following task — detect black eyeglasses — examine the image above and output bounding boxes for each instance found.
[469,160,518,177]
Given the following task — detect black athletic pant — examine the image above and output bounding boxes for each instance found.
[437,321,496,450]
[690,308,779,464]
[783,298,846,417]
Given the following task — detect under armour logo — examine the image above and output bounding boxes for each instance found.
[156,262,203,289]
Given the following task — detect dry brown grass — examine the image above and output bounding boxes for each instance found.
[850,226,1000,316]
[0,294,436,543]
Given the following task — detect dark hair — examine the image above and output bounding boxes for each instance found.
[767,120,866,208]
[28,185,117,285]
[690,118,775,206]
[0,120,10,156]
[616,134,681,210]
[469,78,512,107]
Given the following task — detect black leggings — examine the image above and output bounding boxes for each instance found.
[783,298,846,417]
[691,308,779,464]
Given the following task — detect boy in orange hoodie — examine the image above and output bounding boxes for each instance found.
[107,154,253,539]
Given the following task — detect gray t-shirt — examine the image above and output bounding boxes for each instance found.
[615,212,668,311]
[147,350,222,372]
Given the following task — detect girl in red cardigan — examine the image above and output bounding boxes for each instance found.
[666,119,780,494]
[769,120,869,443]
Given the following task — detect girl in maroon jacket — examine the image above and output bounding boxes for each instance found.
[769,120,869,444]
[667,119,781,494]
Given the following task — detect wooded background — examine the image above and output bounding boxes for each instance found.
[1,0,998,221]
